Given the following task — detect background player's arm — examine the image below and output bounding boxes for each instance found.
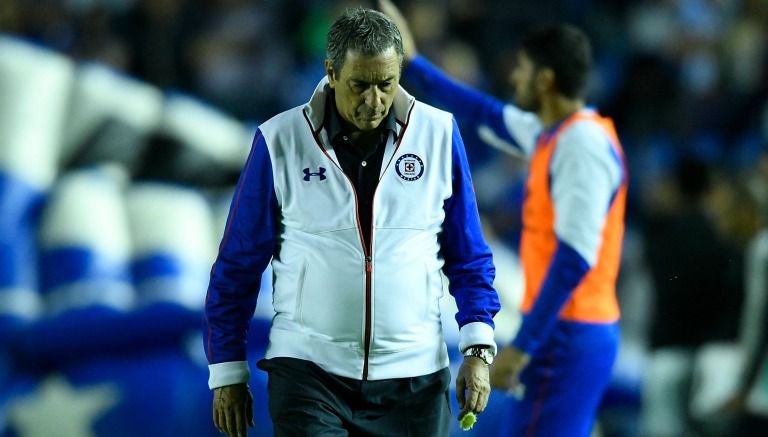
[379,0,540,158]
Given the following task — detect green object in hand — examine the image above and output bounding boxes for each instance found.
[459,412,477,431]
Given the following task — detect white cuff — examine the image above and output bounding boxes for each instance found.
[458,322,497,355]
[208,361,250,389]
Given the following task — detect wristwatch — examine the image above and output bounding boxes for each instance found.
[463,346,494,365]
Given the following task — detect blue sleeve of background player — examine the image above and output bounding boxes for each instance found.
[403,56,531,155]
[512,241,590,355]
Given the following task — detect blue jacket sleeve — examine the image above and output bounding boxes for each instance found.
[440,118,500,329]
[512,240,590,355]
[403,56,524,151]
[204,130,278,364]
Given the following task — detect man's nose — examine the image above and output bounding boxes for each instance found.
[362,86,383,108]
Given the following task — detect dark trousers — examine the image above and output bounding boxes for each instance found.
[257,358,452,437]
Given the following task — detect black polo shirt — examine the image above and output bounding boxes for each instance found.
[325,93,397,249]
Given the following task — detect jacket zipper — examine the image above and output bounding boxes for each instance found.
[330,165,375,381]
[363,253,373,380]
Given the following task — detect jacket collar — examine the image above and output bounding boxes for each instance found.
[303,76,415,139]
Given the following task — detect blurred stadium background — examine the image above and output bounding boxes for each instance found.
[1,0,767,436]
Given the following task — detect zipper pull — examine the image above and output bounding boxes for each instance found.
[365,256,372,273]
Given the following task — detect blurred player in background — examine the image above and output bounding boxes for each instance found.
[204,7,500,437]
[380,1,627,435]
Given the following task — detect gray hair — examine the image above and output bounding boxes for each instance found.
[326,7,404,75]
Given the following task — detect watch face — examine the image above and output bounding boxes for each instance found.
[482,350,494,365]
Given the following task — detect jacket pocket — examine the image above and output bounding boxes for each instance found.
[373,260,436,347]
[294,261,307,322]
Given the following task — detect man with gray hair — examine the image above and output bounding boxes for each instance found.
[204,7,500,436]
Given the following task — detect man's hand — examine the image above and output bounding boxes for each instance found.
[455,356,491,420]
[490,346,530,399]
[213,383,255,437]
[378,0,418,62]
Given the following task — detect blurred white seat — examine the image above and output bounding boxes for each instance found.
[0,36,74,190]
[61,63,164,167]
[161,93,254,171]
[38,165,134,314]
[127,182,215,309]
[0,36,75,322]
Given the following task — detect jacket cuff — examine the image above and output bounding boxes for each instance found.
[458,321,497,355]
[208,361,250,389]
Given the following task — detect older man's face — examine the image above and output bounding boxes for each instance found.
[326,47,401,131]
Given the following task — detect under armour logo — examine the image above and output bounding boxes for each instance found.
[303,167,327,181]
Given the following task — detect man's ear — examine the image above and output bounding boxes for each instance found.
[325,59,336,88]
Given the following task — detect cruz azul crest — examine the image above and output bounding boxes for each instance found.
[395,154,424,181]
